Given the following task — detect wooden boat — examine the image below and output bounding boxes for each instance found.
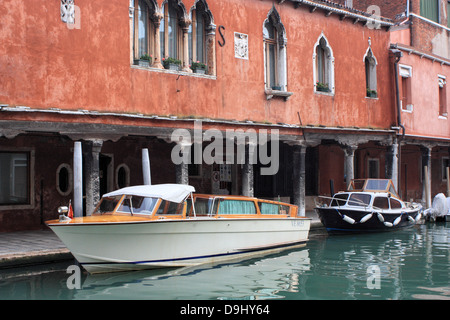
[314,179,423,234]
[46,184,310,273]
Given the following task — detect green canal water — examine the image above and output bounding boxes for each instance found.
[0,222,448,300]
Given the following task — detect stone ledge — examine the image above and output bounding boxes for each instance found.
[0,248,73,269]
[265,89,293,101]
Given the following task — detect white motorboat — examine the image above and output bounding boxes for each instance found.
[46,184,310,273]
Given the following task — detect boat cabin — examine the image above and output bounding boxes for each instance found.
[188,194,298,218]
[91,184,298,220]
[328,179,406,210]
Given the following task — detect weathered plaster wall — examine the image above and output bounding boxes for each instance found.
[397,52,450,140]
[0,0,395,130]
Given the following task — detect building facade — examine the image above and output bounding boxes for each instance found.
[0,0,442,232]
[344,0,450,204]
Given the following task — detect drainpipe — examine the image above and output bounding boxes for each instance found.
[391,48,404,198]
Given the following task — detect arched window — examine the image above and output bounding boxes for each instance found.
[263,8,287,91]
[313,34,334,94]
[132,0,158,64]
[161,1,186,62]
[137,0,149,59]
[116,164,130,189]
[364,47,377,98]
[131,0,215,74]
[189,0,215,74]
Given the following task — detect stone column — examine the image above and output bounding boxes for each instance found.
[293,144,306,217]
[142,148,151,185]
[129,4,134,64]
[242,143,255,197]
[73,141,83,218]
[151,12,164,69]
[175,143,190,185]
[278,36,287,91]
[181,19,192,73]
[344,144,358,188]
[421,145,432,208]
[84,140,103,216]
[385,138,399,191]
[205,24,216,76]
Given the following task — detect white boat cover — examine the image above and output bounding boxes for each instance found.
[103,184,195,203]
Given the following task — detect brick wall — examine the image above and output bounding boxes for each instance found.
[332,0,407,20]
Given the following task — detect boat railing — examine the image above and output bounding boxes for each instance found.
[315,195,374,210]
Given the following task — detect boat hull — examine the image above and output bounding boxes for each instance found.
[48,217,310,273]
[315,207,421,234]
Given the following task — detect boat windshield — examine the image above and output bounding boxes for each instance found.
[348,193,371,207]
[365,179,389,191]
[117,196,159,215]
[330,193,349,207]
[93,196,121,214]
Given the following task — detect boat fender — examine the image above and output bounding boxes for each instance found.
[384,222,393,227]
[377,213,384,222]
[415,212,422,222]
[342,215,356,224]
[359,213,373,223]
[408,216,415,223]
[393,215,402,226]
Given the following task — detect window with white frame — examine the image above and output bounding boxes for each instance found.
[0,152,30,205]
[438,75,447,117]
[399,64,413,112]
[263,7,287,91]
[364,47,377,98]
[313,34,334,94]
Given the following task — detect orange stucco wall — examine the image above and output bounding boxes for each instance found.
[396,52,450,140]
[0,0,395,131]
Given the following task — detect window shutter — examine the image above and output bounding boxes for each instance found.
[420,0,439,22]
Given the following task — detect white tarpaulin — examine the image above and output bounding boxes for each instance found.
[103,184,195,203]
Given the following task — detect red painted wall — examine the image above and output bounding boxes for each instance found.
[0,0,395,131]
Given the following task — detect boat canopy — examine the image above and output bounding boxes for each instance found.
[347,179,399,198]
[103,184,196,203]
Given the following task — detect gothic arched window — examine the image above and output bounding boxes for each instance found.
[364,47,377,98]
[313,34,335,94]
[263,8,287,91]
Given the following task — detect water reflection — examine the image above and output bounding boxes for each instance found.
[74,247,310,300]
[0,223,448,300]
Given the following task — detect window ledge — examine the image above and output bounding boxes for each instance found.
[131,65,216,80]
[314,90,334,96]
[401,105,413,113]
[438,114,448,120]
[265,89,293,101]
